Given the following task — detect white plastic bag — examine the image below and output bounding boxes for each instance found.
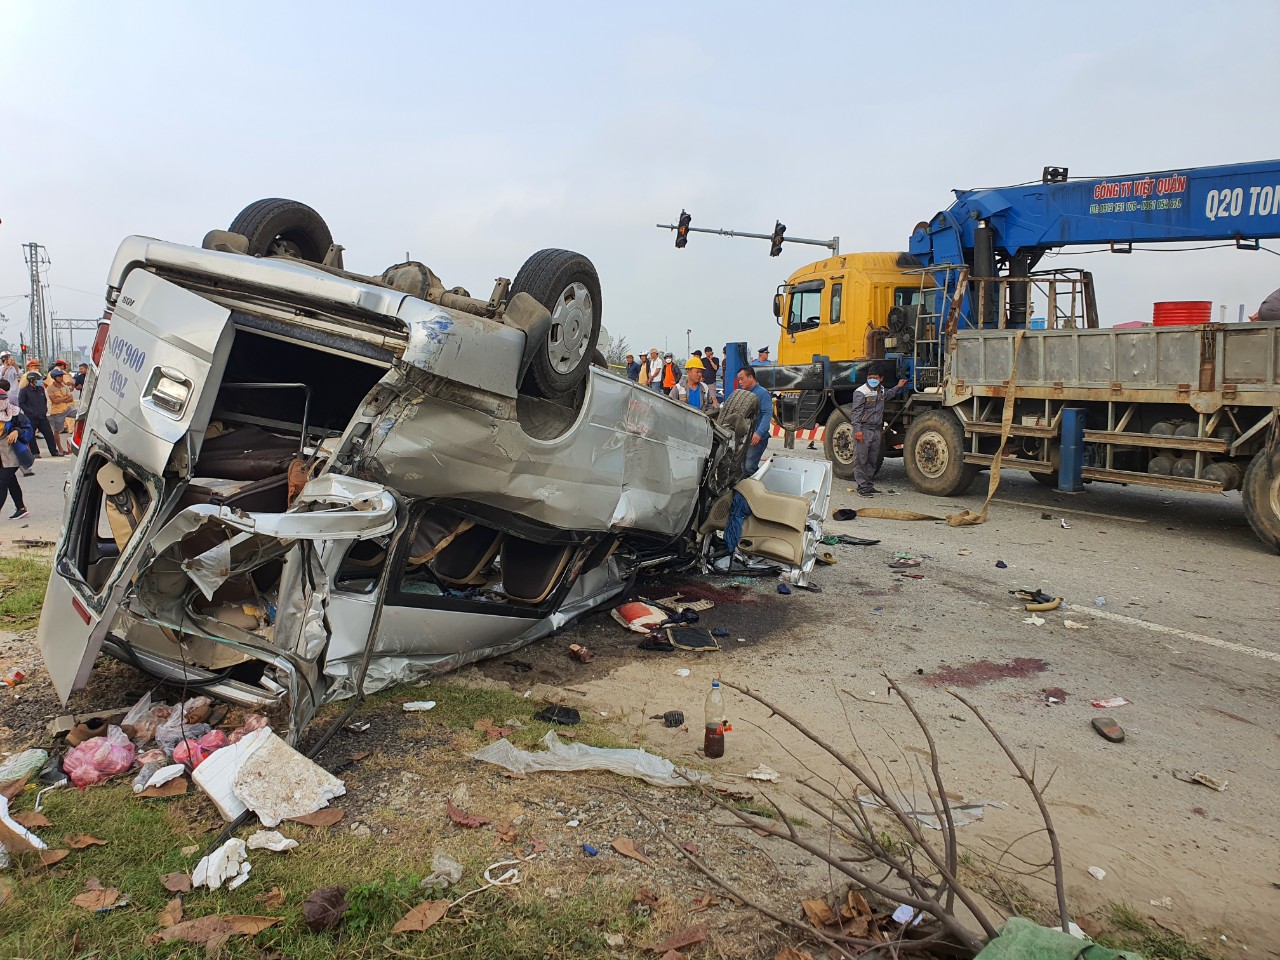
[470,731,705,788]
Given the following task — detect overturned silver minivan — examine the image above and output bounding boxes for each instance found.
[39,200,831,738]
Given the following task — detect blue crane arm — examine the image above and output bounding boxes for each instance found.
[909,160,1280,266]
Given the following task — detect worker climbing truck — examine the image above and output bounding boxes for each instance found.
[758,160,1280,552]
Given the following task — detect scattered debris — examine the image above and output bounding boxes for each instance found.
[532,705,580,726]
[1064,620,1089,630]
[421,851,463,889]
[192,838,250,891]
[64,726,136,788]
[582,844,598,856]
[674,668,691,678]
[471,731,706,788]
[195,728,345,827]
[403,701,437,712]
[1091,697,1131,709]
[0,749,47,792]
[1173,770,1228,792]
[995,560,1008,569]
[859,789,1004,829]
[1094,596,1107,607]
[1060,519,1072,529]
[1091,717,1125,743]
[745,764,781,783]
[650,710,685,728]
[567,643,594,663]
[957,548,972,556]
[612,601,669,634]
[776,583,791,595]
[612,837,655,865]
[1022,614,1046,626]
[1087,865,1107,881]
[157,897,183,928]
[892,903,924,926]
[302,886,349,932]
[1150,896,1175,910]
[246,830,298,853]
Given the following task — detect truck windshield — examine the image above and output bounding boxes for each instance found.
[787,289,822,333]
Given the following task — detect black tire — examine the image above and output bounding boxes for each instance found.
[1241,450,1280,553]
[903,408,979,496]
[229,198,333,263]
[823,408,858,480]
[510,249,602,398]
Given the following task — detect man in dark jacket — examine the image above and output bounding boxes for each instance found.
[848,372,909,496]
[19,372,61,458]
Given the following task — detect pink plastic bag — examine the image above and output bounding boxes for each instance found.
[173,729,228,769]
[228,714,269,744]
[64,725,137,789]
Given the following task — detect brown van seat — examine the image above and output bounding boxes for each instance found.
[433,525,503,586]
[407,512,474,568]
[501,538,572,605]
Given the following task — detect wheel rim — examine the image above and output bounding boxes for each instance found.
[266,236,308,259]
[831,422,856,465]
[915,429,951,479]
[1268,464,1280,519]
[546,282,593,375]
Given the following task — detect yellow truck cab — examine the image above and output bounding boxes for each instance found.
[772,252,921,364]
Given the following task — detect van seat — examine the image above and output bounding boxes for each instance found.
[501,538,572,605]
[433,525,503,586]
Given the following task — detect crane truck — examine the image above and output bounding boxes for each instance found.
[756,160,1280,552]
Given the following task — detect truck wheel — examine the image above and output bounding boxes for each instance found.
[510,249,602,399]
[903,408,979,496]
[1241,450,1280,553]
[229,199,333,263]
[823,408,858,480]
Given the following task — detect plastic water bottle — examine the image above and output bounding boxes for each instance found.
[704,681,727,759]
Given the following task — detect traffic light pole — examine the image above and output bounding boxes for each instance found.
[656,222,839,256]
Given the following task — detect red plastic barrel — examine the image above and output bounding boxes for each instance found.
[1152,301,1212,326]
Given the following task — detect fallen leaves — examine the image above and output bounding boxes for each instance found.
[493,821,519,844]
[445,800,490,829]
[64,834,108,849]
[150,914,281,946]
[773,948,816,960]
[633,888,660,910]
[648,923,708,953]
[137,777,189,799]
[287,808,344,828]
[71,879,122,911]
[611,837,655,866]
[302,886,349,932]
[0,775,29,800]
[801,898,836,928]
[0,819,42,854]
[391,899,450,934]
[11,811,50,829]
[157,897,183,928]
[472,717,515,739]
[39,849,70,866]
[161,872,192,893]
[259,886,286,910]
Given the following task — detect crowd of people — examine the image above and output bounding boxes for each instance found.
[0,352,87,521]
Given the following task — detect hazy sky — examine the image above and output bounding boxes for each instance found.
[3,1,1278,358]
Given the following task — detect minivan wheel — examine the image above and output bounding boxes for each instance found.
[510,249,602,399]
[229,199,333,263]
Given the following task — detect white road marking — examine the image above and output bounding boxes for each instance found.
[1063,604,1280,663]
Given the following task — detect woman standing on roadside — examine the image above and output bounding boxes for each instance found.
[0,388,29,520]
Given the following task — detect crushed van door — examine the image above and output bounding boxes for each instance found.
[39,270,235,702]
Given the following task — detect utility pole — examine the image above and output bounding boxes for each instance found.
[23,243,52,364]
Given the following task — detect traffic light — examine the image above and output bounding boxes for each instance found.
[675,210,691,249]
[769,220,786,257]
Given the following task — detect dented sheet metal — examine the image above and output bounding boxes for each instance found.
[363,370,714,539]
[397,299,526,399]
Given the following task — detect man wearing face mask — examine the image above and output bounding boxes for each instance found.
[848,371,909,496]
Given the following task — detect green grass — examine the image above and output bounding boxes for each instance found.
[0,682,659,960]
[1095,903,1218,960]
[0,555,51,631]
